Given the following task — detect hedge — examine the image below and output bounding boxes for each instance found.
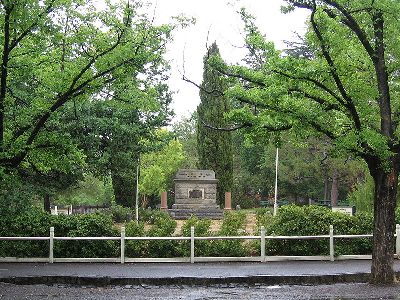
[257,205,374,256]
[3,205,400,258]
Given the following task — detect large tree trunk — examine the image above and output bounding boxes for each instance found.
[370,159,399,284]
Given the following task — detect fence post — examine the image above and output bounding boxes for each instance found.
[121,226,125,264]
[329,225,334,261]
[190,226,195,264]
[396,224,400,259]
[260,226,266,262]
[49,227,54,264]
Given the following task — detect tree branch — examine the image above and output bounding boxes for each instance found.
[273,70,346,107]
[182,74,224,97]
[310,8,362,131]
[288,88,342,112]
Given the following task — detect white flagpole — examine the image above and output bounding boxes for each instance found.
[273,148,279,216]
[135,157,139,224]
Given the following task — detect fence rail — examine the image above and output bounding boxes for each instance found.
[0,224,399,263]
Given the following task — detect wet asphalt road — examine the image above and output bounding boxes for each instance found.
[1,282,400,300]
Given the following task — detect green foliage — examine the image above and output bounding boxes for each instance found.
[139,135,185,199]
[53,213,119,258]
[108,204,134,223]
[232,195,258,209]
[0,210,119,258]
[263,205,373,256]
[347,175,374,213]
[125,221,146,257]
[208,211,249,257]
[197,42,233,206]
[172,114,199,169]
[125,210,179,258]
[179,215,212,256]
[0,0,178,209]
[146,212,178,258]
[0,175,40,216]
[0,208,52,258]
[56,174,114,206]
[255,207,273,229]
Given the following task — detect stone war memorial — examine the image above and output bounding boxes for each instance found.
[169,169,223,219]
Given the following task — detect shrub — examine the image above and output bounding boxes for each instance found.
[208,211,249,257]
[0,210,119,258]
[264,205,373,256]
[0,208,52,258]
[179,215,212,257]
[125,221,146,257]
[108,204,133,223]
[146,211,177,258]
[53,212,119,258]
[255,207,273,229]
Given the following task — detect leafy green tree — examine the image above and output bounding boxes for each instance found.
[172,113,199,169]
[139,135,185,207]
[211,1,400,283]
[0,1,180,208]
[196,42,233,206]
[56,173,114,206]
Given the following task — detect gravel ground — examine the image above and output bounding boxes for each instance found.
[2,282,400,300]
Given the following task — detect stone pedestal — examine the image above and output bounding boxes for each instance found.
[160,191,168,210]
[169,169,223,219]
[224,192,232,210]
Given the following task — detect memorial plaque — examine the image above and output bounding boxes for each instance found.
[188,189,203,199]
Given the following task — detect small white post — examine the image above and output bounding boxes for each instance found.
[260,226,266,262]
[190,226,195,264]
[49,227,54,264]
[121,226,125,264]
[54,206,58,215]
[396,224,400,259]
[329,225,334,261]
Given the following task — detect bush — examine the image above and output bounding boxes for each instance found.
[0,210,119,258]
[53,212,119,258]
[255,207,273,229]
[125,221,146,257]
[264,205,373,256]
[347,175,374,213]
[208,211,249,257]
[0,208,52,258]
[146,211,177,258]
[108,204,133,223]
[179,215,212,257]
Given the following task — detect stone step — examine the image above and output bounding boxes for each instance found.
[174,199,217,205]
[169,208,223,220]
[172,204,220,210]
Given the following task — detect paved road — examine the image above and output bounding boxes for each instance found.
[1,282,400,299]
[3,260,400,278]
[1,261,400,299]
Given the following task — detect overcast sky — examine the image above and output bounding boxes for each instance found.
[144,0,309,122]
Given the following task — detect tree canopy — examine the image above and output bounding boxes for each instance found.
[0,0,177,173]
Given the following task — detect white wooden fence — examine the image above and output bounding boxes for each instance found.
[1,224,400,263]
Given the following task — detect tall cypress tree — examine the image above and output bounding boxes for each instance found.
[196,42,233,206]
